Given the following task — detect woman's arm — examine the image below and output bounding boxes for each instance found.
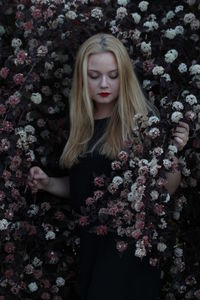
[28,166,70,198]
[165,157,181,195]
[165,121,189,195]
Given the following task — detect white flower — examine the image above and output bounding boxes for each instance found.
[174,247,183,257]
[174,5,184,13]
[127,192,134,202]
[175,25,184,35]
[148,116,160,125]
[140,41,151,55]
[142,80,151,89]
[138,1,149,12]
[173,211,180,220]
[164,29,176,39]
[152,66,165,75]
[189,64,200,75]
[143,21,159,32]
[91,7,103,20]
[148,128,160,138]
[131,13,141,24]
[178,63,187,73]
[161,73,171,81]
[116,7,127,19]
[11,38,22,48]
[0,25,5,36]
[131,29,141,41]
[57,14,65,24]
[187,0,196,5]
[28,282,38,292]
[56,277,65,287]
[65,10,77,19]
[165,49,178,63]
[117,0,128,6]
[163,159,172,170]
[150,190,159,200]
[185,94,197,105]
[28,204,39,215]
[45,230,56,240]
[172,101,184,111]
[31,92,42,104]
[32,257,42,267]
[157,242,167,252]
[168,144,178,154]
[184,13,195,24]
[166,10,175,20]
[190,19,200,30]
[24,125,35,134]
[0,219,9,230]
[112,176,123,186]
[171,111,183,123]
[182,167,191,176]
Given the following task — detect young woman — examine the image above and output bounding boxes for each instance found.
[29,33,189,300]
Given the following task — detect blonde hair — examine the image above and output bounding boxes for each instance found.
[60,33,153,168]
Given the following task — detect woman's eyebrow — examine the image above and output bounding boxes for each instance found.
[87,69,118,72]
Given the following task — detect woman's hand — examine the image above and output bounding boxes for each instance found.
[28,166,50,193]
[172,121,190,151]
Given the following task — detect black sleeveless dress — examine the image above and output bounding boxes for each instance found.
[69,118,161,300]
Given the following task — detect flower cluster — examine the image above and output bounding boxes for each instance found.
[79,114,179,266]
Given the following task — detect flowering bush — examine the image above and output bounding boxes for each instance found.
[80,114,179,265]
[0,0,200,299]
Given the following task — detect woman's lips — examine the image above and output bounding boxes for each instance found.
[98,92,111,97]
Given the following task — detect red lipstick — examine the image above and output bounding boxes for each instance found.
[98,92,110,97]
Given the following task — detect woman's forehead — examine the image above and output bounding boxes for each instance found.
[87,52,118,70]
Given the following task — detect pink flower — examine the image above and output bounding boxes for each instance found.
[149,258,159,267]
[116,241,128,252]
[41,293,51,300]
[143,60,154,73]
[153,204,165,216]
[54,211,65,220]
[94,176,104,187]
[4,242,15,253]
[118,150,129,162]
[13,73,25,85]
[93,190,104,200]
[0,67,9,79]
[33,269,43,279]
[5,254,14,263]
[2,170,11,181]
[1,120,14,132]
[0,104,6,115]
[8,95,21,107]
[5,268,14,279]
[85,197,94,206]
[79,216,89,226]
[96,225,108,236]
[16,50,28,65]
[31,8,42,19]
[23,21,33,31]
[16,11,24,20]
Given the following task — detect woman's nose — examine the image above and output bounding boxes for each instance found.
[100,75,108,88]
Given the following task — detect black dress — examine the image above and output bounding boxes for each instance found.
[69,118,161,300]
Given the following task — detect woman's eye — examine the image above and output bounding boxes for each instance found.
[88,75,99,79]
[109,74,118,79]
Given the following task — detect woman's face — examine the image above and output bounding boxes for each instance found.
[87,51,120,117]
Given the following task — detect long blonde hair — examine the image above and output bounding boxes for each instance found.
[60,33,152,168]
